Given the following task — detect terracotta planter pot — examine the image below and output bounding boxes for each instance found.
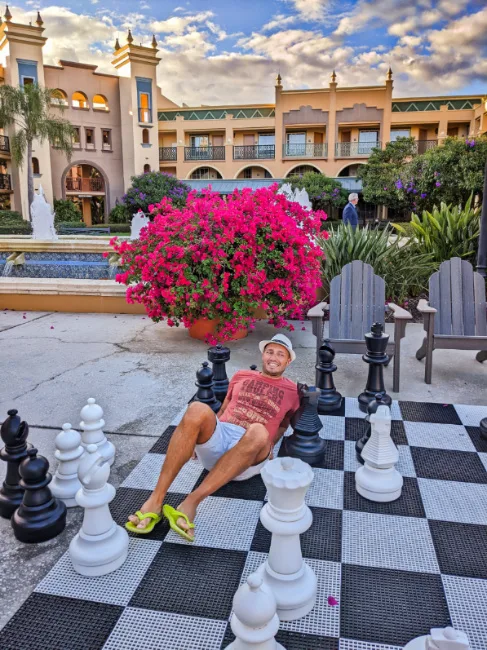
[188,318,248,341]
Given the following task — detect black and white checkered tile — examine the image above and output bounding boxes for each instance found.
[2,398,487,650]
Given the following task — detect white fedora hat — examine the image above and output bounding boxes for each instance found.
[259,333,296,362]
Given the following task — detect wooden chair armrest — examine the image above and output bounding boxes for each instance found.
[307,301,329,319]
[388,302,413,320]
[417,299,437,314]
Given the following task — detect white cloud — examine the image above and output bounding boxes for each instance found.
[150,11,214,35]
[288,0,330,21]
[262,14,297,32]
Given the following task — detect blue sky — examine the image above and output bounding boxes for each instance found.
[11,0,487,105]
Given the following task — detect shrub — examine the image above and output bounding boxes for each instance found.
[282,172,347,214]
[111,186,325,343]
[109,201,131,224]
[122,171,190,214]
[0,210,24,225]
[394,194,480,264]
[0,223,32,235]
[317,223,434,303]
[53,199,83,224]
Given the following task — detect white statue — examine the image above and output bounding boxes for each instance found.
[31,185,58,241]
[277,184,311,211]
[130,210,150,240]
[403,626,470,650]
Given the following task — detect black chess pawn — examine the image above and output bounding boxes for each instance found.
[282,387,326,466]
[358,322,392,413]
[250,364,258,371]
[0,409,32,519]
[208,343,230,404]
[316,339,342,413]
[194,361,221,414]
[355,393,385,464]
[480,417,487,441]
[11,448,67,543]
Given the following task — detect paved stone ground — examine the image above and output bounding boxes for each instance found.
[0,310,486,630]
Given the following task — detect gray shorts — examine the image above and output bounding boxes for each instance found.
[194,418,269,481]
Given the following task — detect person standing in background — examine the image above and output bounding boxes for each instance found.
[342,193,359,230]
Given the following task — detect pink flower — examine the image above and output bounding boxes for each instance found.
[301,327,306,331]
[327,596,338,606]
[50,326,54,330]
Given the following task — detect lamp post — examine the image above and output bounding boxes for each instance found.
[476,159,487,279]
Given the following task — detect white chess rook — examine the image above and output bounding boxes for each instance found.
[79,398,115,466]
[355,404,403,503]
[257,457,317,621]
[69,444,129,576]
[404,626,470,650]
[226,573,286,650]
[50,423,83,507]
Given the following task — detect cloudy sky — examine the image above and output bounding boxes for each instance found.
[10,0,487,106]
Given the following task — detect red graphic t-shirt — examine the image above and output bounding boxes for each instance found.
[220,370,300,442]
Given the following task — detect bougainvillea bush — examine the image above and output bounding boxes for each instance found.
[110,185,326,343]
[122,171,190,214]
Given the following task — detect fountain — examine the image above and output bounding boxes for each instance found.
[130,210,150,240]
[278,184,312,211]
[31,185,58,241]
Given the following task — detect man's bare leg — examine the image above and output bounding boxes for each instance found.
[127,401,216,529]
[174,423,270,537]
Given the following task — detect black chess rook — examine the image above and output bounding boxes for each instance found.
[0,409,32,519]
[358,322,392,413]
[249,364,258,371]
[11,448,67,543]
[194,361,221,414]
[208,343,230,404]
[316,339,342,413]
[282,386,326,465]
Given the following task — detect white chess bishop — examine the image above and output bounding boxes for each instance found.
[404,626,470,650]
[50,423,83,507]
[79,398,115,466]
[69,444,129,576]
[355,404,403,502]
[225,573,286,650]
[256,457,317,621]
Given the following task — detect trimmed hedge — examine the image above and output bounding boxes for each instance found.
[0,223,32,235]
[108,223,131,233]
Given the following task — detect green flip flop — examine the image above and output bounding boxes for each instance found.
[163,504,195,542]
[125,510,162,535]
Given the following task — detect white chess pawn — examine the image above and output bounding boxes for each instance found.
[355,404,403,502]
[69,444,129,576]
[79,398,115,466]
[50,423,83,507]
[225,573,286,650]
[404,626,470,650]
[257,457,317,621]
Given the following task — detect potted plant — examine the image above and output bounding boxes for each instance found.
[109,185,325,343]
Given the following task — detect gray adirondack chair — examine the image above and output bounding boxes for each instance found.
[307,260,412,393]
[416,257,487,384]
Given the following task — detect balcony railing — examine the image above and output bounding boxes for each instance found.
[414,139,438,154]
[184,146,225,161]
[283,143,327,158]
[138,108,152,124]
[0,173,11,190]
[233,145,275,160]
[0,135,10,153]
[335,142,381,157]
[159,146,177,161]
[66,177,104,192]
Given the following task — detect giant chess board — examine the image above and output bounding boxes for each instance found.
[2,398,487,650]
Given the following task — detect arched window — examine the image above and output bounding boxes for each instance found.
[93,94,109,111]
[72,91,89,109]
[51,89,68,106]
[144,164,151,173]
[286,165,320,178]
[32,157,40,175]
[190,167,222,180]
[142,129,150,144]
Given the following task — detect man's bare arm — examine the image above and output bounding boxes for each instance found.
[216,394,231,418]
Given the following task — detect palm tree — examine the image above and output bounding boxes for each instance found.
[0,84,75,220]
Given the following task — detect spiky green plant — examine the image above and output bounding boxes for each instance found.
[393,195,480,264]
[0,84,75,219]
[317,223,434,303]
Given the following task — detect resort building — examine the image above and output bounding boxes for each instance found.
[0,9,486,224]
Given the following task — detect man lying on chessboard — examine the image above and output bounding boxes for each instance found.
[126,333,300,541]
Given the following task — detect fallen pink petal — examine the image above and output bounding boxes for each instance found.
[301,327,306,331]
[22,315,26,319]
[50,326,54,330]
[327,596,338,606]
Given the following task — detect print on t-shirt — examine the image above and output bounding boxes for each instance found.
[225,377,285,429]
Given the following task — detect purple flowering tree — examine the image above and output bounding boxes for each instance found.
[282,171,347,218]
[122,171,190,215]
